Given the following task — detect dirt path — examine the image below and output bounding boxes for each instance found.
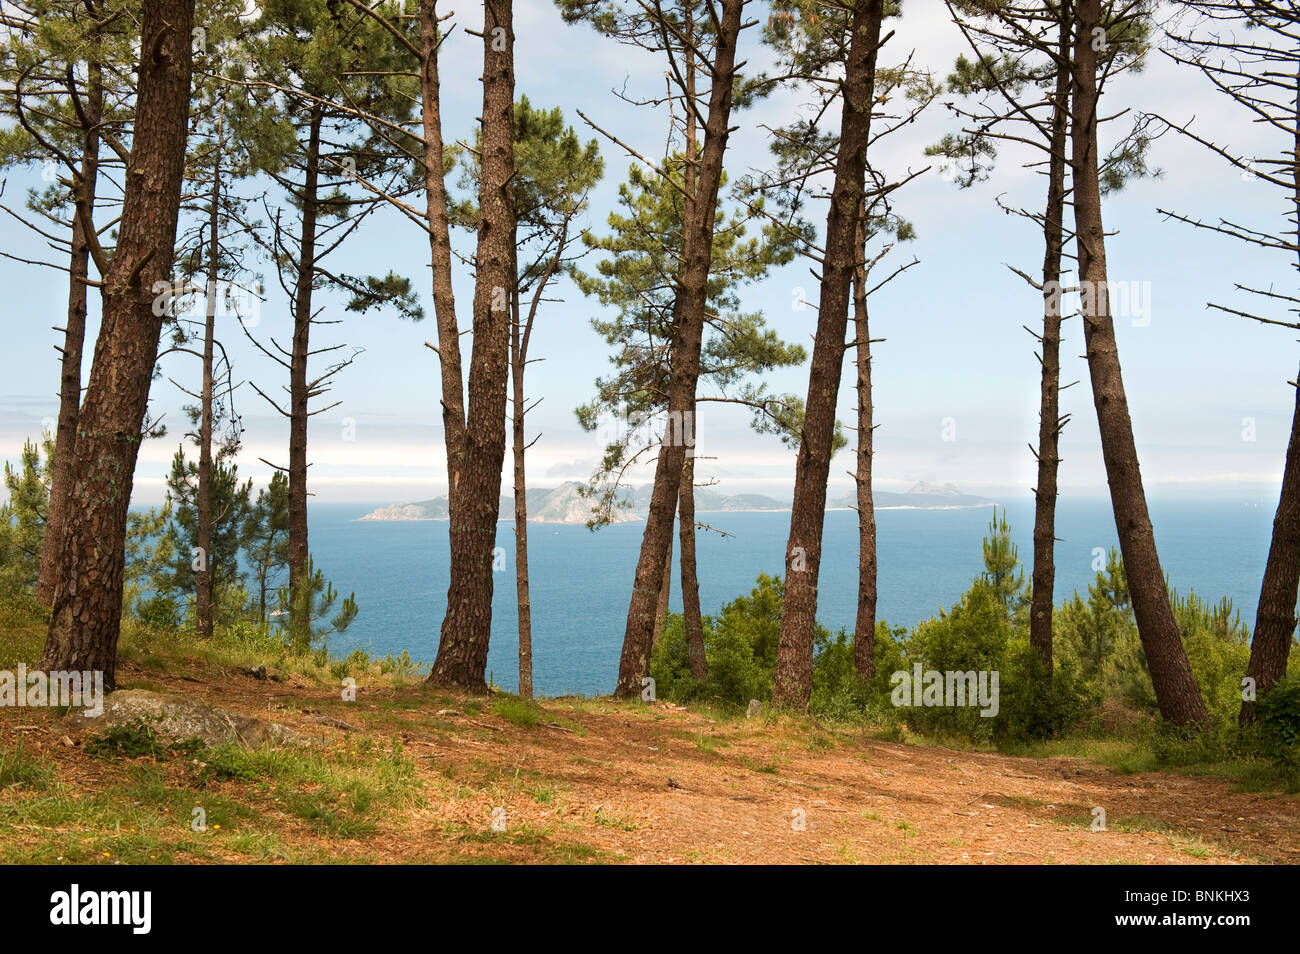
[8,663,1298,864]
[378,699,1298,864]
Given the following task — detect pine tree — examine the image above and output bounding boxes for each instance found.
[559,0,749,698]
[0,0,138,606]
[38,0,197,689]
[0,438,52,592]
[447,96,604,698]
[242,472,290,625]
[981,506,1026,618]
[154,446,252,629]
[1157,0,1300,724]
[1070,0,1208,724]
[572,160,806,681]
[762,0,889,709]
[275,555,357,654]
[244,0,422,650]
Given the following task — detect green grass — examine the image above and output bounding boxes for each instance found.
[0,740,53,790]
[492,696,543,727]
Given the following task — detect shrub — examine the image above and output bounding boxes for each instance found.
[649,574,788,709]
[997,640,1099,742]
[809,622,906,722]
[1255,676,1300,789]
[135,593,181,631]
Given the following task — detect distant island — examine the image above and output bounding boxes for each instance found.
[359,479,995,524]
[841,480,997,511]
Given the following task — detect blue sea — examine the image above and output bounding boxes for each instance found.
[305,498,1277,697]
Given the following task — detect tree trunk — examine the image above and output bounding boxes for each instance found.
[653,516,672,642]
[1071,0,1208,726]
[39,0,194,687]
[511,239,532,701]
[38,64,103,607]
[1029,11,1072,675]
[774,0,884,709]
[614,0,743,699]
[287,110,321,650]
[428,0,516,691]
[679,452,707,680]
[195,107,224,642]
[419,0,466,511]
[851,220,876,680]
[1242,70,1300,723]
[1243,359,1300,723]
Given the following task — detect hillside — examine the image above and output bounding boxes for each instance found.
[359,484,638,525]
[361,480,995,524]
[840,481,997,511]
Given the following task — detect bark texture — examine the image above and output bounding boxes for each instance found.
[38,64,103,606]
[614,0,743,699]
[1029,12,1071,674]
[287,110,321,648]
[1071,0,1207,726]
[1243,364,1300,723]
[774,0,884,708]
[851,221,876,680]
[679,453,707,680]
[428,0,516,690]
[419,0,466,509]
[39,0,195,687]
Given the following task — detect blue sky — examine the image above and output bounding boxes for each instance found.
[1,0,1295,508]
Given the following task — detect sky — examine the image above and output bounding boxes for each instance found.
[1,0,1296,510]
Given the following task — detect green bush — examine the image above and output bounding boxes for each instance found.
[135,593,181,631]
[1173,589,1251,728]
[650,573,787,709]
[900,578,1010,743]
[1256,676,1300,789]
[809,622,906,722]
[997,640,1099,742]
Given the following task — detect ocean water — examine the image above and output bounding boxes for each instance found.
[306,497,1277,697]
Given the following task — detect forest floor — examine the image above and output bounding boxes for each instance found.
[1,644,1297,864]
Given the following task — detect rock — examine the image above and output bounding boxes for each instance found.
[746,699,763,719]
[667,777,682,790]
[65,689,304,747]
[242,665,268,680]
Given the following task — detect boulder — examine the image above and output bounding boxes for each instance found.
[66,689,304,747]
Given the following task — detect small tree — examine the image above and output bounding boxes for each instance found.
[275,555,357,655]
[155,446,252,629]
[0,438,51,592]
[242,472,290,625]
[981,506,1026,619]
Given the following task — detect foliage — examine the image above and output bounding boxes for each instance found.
[242,471,291,623]
[571,158,812,525]
[0,437,50,592]
[274,554,358,654]
[1255,676,1300,789]
[155,445,252,623]
[84,718,166,760]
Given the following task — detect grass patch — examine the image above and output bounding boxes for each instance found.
[0,740,53,790]
[492,696,543,727]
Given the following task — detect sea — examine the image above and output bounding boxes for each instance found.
[304,496,1278,697]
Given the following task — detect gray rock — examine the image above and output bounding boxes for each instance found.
[746,699,763,719]
[66,689,305,747]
